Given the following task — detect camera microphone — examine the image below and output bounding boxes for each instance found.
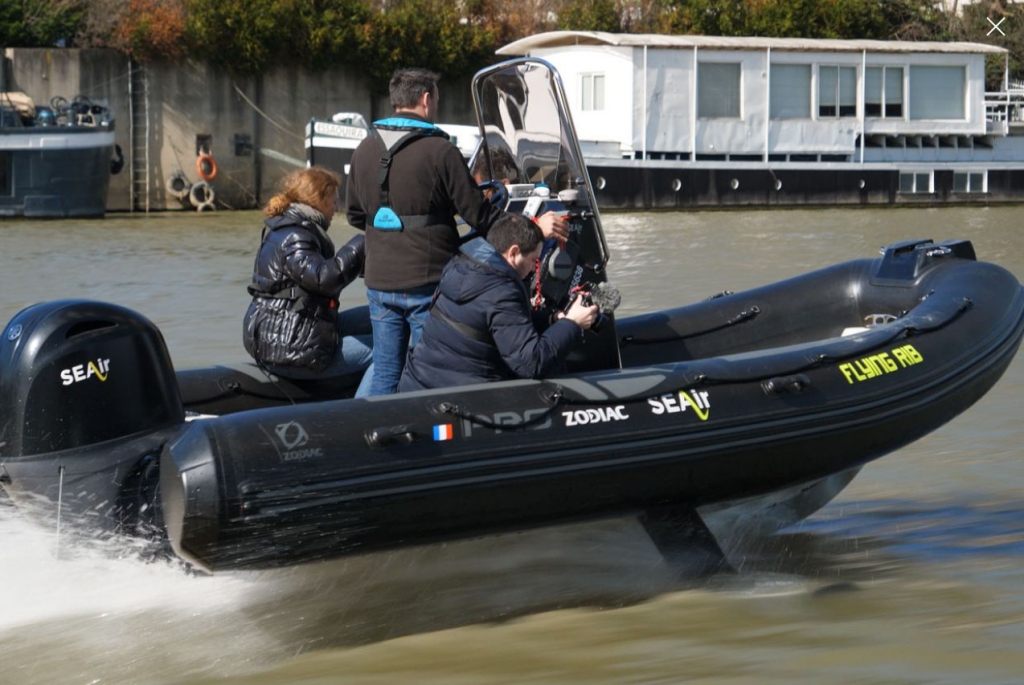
[588,281,621,316]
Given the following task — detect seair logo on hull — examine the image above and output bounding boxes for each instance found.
[60,358,111,386]
[648,389,711,421]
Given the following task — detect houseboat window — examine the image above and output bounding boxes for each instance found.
[581,73,605,111]
[770,64,811,118]
[0,152,10,195]
[818,66,856,118]
[910,66,965,120]
[899,171,932,193]
[953,171,986,192]
[865,67,904,118]
[698,62,741,118]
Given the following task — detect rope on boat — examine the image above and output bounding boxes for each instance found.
[182,365,302,408]
[436,388,567,430]
[620,305,761,347]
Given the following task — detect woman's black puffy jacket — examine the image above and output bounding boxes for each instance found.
[243,206,364,371]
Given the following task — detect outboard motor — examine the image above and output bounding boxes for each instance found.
[0,300,185,534]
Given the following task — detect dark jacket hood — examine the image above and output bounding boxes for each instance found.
[437,237,526,304]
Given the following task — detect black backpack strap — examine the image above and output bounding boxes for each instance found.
[427,267,491,344]
[430,304,492,344]
[373,128,434,210]
[371,126,455,231]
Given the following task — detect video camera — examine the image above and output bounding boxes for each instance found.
[561,282,621,334]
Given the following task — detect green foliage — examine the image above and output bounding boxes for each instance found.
[959,3,1023,90]
[0,0,86,47]
[743,0,890,39]
[185,0,304,76]
[295,0,371,70]
[558,0,623,32]
[660,0,749,36]
[356,0,499,92]
[659,0,922,39]
[4,0,1024,88]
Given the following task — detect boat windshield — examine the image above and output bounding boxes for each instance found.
[471,58,608,271]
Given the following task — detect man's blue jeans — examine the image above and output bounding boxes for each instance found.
[366,284,436,395]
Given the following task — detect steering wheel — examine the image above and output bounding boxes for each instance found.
[476,179,508,209]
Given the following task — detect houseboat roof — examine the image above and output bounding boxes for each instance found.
[497,31,1007,56]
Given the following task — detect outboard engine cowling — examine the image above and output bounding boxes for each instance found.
[0,300,185,532]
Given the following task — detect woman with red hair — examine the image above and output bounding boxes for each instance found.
[243,166,374,396]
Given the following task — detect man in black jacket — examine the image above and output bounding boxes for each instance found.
[346,67,568,395]
[398,214,597,392]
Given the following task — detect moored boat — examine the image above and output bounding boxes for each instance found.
[1,59,1021,574]
[1,54,120,218]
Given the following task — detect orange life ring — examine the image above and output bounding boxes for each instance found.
[196,153,218,182]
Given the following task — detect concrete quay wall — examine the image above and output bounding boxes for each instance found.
[7,48,474,212]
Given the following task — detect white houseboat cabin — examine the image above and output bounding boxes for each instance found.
[497,31,1024,209]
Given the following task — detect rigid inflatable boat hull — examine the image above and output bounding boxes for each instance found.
[156,243,1024,571]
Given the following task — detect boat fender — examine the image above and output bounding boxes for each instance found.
[197,153,218,182]
[365,425,418,448]
[762,374,811,396]
[110,144,124,175]
[166,171,191,201]
[189,181,216,210]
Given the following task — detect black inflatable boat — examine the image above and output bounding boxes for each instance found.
[2,59,1023,573]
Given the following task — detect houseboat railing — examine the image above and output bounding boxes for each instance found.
[984,88,1024,133]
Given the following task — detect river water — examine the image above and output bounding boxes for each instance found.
[1,207,1022,684]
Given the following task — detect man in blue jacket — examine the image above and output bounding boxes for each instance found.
[397,214,597,391]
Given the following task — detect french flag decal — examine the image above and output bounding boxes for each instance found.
[433,423,454,441]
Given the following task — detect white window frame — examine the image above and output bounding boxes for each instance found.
[580,73,605,112]
[953,170,987,193]
[866,66,905,120]
[697,62,742,119]
[899,170,933,194]
[817,65,857,119]
[770,63,812,119]
[909,65,966,121]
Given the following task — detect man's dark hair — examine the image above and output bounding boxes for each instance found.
[488,213,543,257]
[472,146,520,184]
[390,68,439,110]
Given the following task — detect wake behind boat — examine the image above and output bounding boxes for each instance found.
[1,59,1022,573]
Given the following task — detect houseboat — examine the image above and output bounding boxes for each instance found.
[1,55,118,218]
[497,32,1024,209]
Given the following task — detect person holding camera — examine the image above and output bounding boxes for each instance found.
[243,166,374,397]
[397,213,597,392]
